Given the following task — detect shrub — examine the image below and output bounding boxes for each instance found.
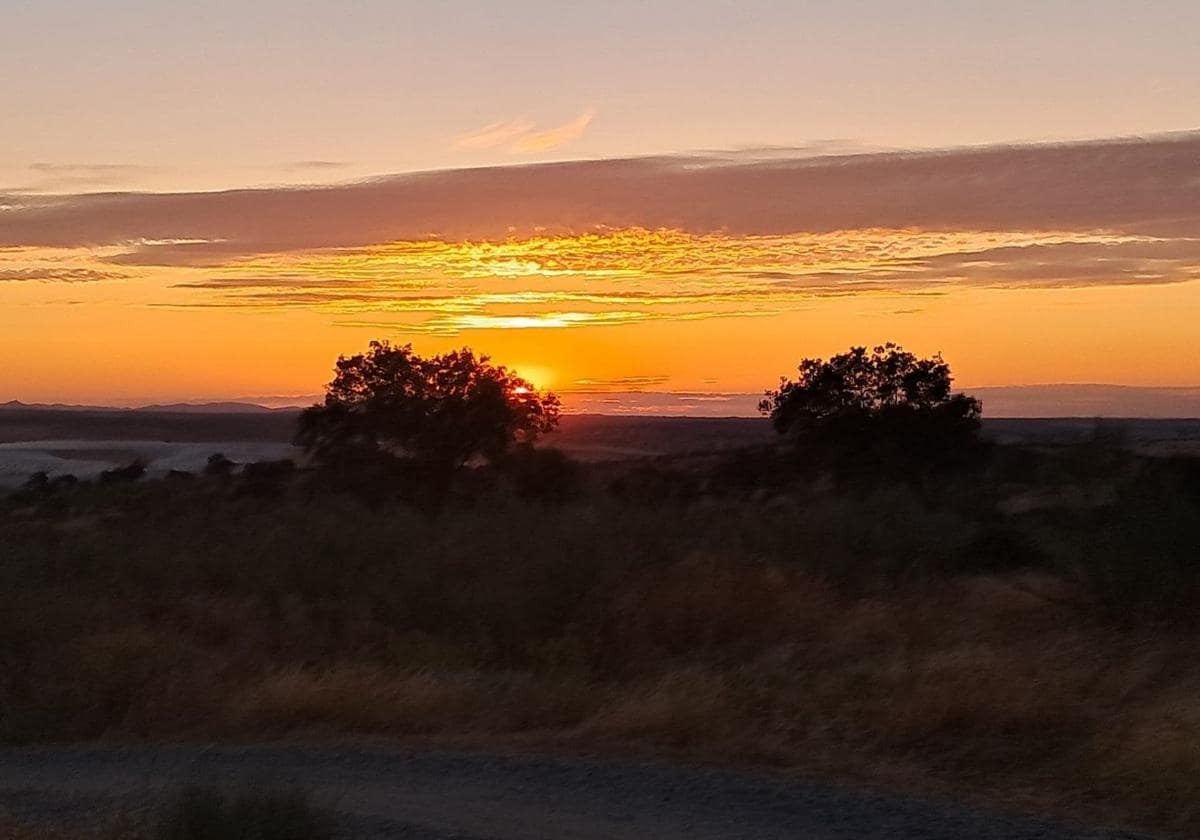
[100,461,146,485]
[607,463,701,504]
[497,445,582,503]
[1074,477,1200,629]
[204,454,235,478]
[237,460,296,498]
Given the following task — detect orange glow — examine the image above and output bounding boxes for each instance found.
[2,227,1199,405]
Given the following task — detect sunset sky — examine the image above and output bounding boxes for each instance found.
[2,1,1199,411]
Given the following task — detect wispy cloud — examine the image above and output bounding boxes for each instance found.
[26,163,149,176]
[0,267,122,283]
[335,307,774,335]
[570,375,671,391]
[0,245,130,284]
[5,132,1200,333]
[6,131,1199,257]
[162,229,1183,299]
[511,109,596,152]
[12,162,157,193]
[267,160,353,172]
[454,118,537,150]
[454,109,595,154]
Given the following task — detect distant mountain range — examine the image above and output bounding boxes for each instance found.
[967,385,1200,419]
[0,400,296,414]
[4,384,1200,418]
[558,385,1200,418]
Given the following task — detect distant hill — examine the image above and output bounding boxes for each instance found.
[2,400,106,412]
[558,385,1200,418]
[1,400,299,414]
[4,384,1200,419]
[136,402,283,414]
[968,385,1200,418]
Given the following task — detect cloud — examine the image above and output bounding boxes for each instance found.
[334,307,774,335]
[454,119,537,150]
[0,267,122,283]
[273,161,352,171]
[11,163,156,193]
[156,229,1191,313]
[6,131,1200,332]
[569,375,671,390]
[558,391,764,416]
[511,109,596,152]
[5,131,1199,259]
[454,109,595,154]
[27,163,149,176]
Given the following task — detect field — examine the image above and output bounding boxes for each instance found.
[2,410,1200,836]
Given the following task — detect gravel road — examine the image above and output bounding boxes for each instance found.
[0,745,1154,839]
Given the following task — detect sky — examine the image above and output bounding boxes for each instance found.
[2,1,1199,411]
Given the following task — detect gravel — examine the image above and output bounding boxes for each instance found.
[0,745,1157,839]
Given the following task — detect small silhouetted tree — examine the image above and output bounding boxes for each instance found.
[760,343,982,474]
[297,342,560,489]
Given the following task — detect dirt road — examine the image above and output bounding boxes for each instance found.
[0,745,1152,839]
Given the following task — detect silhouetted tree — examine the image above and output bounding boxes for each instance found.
[760,343,983,474]
[297,342,560,481]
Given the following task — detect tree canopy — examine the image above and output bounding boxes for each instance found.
[760,344,982,469]
[296,341,560,471]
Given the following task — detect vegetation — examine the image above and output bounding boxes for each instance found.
[297,341,559,474]
[156,787,332,840]
[761,344,984,473]
[2,344,1199,836]
[2,436,1200,834]
[0,787,333,840]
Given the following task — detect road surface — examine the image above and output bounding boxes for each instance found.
[0,745,1153,839]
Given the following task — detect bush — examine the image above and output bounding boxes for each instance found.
[1074,476,1200,629]
[100,461,146,485]
[205,454,235,478]
[497,446,582,503]
[237,460,296,498]
[607,463,701,504]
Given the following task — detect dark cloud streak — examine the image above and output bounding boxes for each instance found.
[3,132,1198,260]
[0,267,124,283]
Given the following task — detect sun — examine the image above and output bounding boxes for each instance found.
[509,364,555,392]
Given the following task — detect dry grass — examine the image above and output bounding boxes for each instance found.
[0,815,140,840]
[3,454,1200,836]
[14,564,1193,834]
[230,667,596,734]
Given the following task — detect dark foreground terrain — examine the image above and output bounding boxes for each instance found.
[2,413,1200,837]
[0,745,1152,839]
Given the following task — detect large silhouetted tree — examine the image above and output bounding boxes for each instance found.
[297,342,560,477]
[760,343,982,472]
